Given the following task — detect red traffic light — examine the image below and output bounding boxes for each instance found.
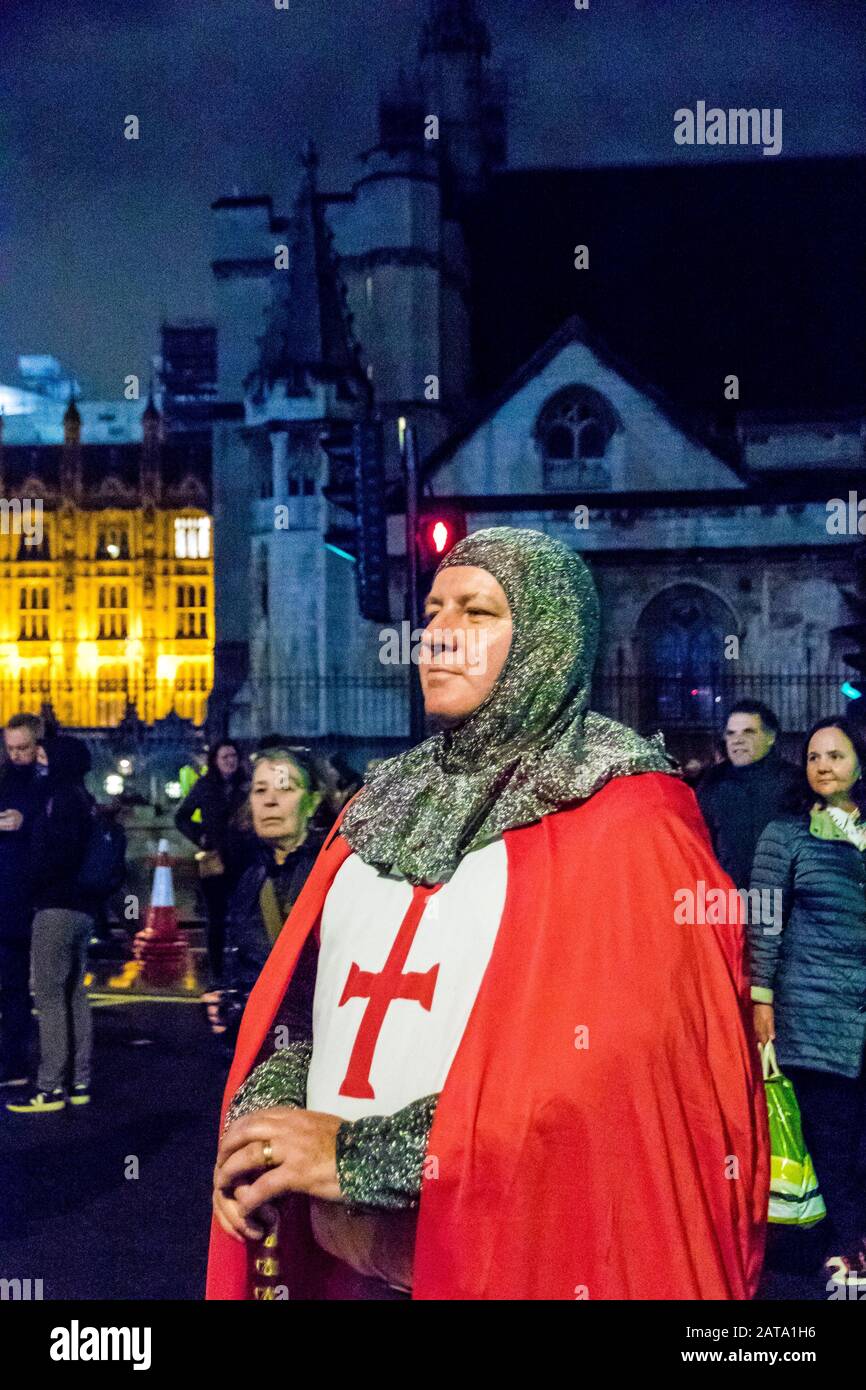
[418,511,466,568]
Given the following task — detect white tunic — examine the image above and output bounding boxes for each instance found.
[305,837,507,1122]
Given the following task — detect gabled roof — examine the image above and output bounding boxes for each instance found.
[423,314,749,483]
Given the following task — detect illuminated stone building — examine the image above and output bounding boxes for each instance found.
[0,394,213,728]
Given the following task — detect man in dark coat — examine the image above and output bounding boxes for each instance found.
[0,714,45,1087]
[7,735,97,1113]
[697,699,800,888]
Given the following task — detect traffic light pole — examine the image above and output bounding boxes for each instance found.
[403,423,426,744]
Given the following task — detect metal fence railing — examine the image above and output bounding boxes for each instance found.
[249,671,413,740]
[249,667,851,741]
[591,666,851,736]
[0,667,852,742]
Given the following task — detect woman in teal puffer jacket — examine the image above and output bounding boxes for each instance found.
[749,717,866,1289]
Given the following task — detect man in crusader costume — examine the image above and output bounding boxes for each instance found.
[209,527,767,1301]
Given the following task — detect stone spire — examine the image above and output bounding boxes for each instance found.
[142,383,161,439]
[140,384,162,505]
[63,393,81,446]
[419,0,491,59]
[378,66,426,152]
[61,392,82,502]
[418,0,506,206]
[250,142,368,400]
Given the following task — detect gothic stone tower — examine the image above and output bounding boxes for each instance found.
[209,194,292,722]
[240,146,373,738]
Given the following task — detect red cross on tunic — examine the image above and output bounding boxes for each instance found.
[337,883,442,1100]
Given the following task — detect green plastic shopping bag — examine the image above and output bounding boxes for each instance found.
[761,1041,826,1226]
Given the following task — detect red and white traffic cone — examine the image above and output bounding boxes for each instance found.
[133,837,189,986]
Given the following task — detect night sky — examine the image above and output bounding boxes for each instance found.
[2,0,864,397]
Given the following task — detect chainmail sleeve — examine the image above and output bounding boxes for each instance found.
[221,912,438,1211]
[224,1040,313,1129]
[335,1093,439,1210]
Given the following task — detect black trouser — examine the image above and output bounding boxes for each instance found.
[788,1061,866,1254]
[0,931,33,1076]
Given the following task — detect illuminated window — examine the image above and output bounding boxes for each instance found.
[174,662,210,721]
[98,584,128,639]
[174,517,210,559]
[96,664,129,725]
[176,583,208,638]
[18,532,50,560]
[19,586,50,640]
[96,526,129,560]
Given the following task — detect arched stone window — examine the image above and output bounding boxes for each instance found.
[635,584,738,727]
[535,386,619,489]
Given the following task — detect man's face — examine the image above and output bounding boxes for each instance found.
[249,758,313,844]
[724,713,775,767]
[4,727,38,766]
[420,566,513,723]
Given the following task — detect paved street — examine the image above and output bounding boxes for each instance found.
[0,994,227,1300]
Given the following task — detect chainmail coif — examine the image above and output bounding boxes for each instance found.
[341,526,676,884]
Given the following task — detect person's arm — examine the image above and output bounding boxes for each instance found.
[747,818,796,1003]
[174,782,207,849]
[222,922,438,1210]
[335,1095,439,1210]
[30,789,90,884]
[223,874,262,1003]
[224,1049,438,1211]
[224,1040,313,1123]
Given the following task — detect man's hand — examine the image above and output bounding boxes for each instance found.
[0,809,23,832]
[753,1003,775,1046]
[212,1183,277,1244]
[213,1107,343,1241]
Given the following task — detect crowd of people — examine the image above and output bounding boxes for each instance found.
[1,528,865,1299]
[0,717,360,1114]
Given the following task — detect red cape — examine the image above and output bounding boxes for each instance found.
[207,772,768,1300]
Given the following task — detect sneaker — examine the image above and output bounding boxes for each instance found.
[69,1084,90,1107]
[201,990,227,1036]
[825,1246,866,1288]
[6,1088,66,1114]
